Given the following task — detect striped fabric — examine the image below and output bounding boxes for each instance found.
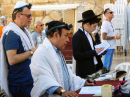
[46,45,71,95]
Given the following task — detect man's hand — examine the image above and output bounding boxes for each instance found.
[95,47,104,54]
[84,79,95,86]
[101,50,107,55]
[61,90,79,97]
[115,34,121,40]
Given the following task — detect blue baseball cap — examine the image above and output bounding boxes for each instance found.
[45,21,50,25]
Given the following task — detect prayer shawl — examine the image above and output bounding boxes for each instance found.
[0,22,34,97]
[30,37,86,97]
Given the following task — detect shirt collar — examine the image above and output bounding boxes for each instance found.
[53,45,59,53]
[79,28,89,35]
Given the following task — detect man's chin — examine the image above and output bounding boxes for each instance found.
[61,47,66,51]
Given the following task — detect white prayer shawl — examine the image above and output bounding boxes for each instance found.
[0,22,34,97]
[30,37,86,97]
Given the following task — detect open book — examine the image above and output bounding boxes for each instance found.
[95,41,110,55]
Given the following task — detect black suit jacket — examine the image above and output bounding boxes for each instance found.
[72,29,103,78]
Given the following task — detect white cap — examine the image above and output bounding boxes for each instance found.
[0,16,6,20]
[14,1,28,10]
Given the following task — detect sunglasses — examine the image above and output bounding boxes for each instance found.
[37,24,44,26]
[108,12,114,14]
[20,14,32,18]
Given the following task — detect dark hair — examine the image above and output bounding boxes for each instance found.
[12,4,32,21]
[104,8,110,15]
[45,23,49,26]
[46,22,68,37]
[82,17,101,26]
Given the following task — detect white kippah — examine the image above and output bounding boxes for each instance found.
[0,16,6,19]
[14,1,28,10]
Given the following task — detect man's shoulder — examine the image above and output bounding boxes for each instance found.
[3,30,19,37]
[3,30,20,42]
[73,29,83,37]
[32,31,37,34]
[102,21,110,25]
[32,31,38,36]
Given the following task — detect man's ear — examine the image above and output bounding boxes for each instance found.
[53,32,59,38]
[17,13,20,20]
[86,23,90,26]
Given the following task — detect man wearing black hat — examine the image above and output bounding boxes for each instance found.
[30,21,95,97]
[1,1,36,97]
[72,10,105,78]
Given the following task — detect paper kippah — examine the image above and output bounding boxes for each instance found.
[14,1,28,9]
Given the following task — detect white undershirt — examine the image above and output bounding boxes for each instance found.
[80,28,98,65]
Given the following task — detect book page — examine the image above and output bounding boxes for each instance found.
[79,86,101,94]
[95,41,110,55]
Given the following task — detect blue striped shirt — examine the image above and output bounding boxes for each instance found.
[46,45,71,95]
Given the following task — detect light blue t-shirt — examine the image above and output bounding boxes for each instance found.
[32,31,45,47]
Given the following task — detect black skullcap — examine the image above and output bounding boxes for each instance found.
[48,21,60,30]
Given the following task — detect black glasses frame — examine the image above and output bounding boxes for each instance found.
[108,12,114,14]
[20,14,32,18]
[37,24,44,26]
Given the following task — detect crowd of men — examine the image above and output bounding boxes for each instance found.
[0,1,121,97]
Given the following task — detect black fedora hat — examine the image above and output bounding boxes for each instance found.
[78,10,101,23]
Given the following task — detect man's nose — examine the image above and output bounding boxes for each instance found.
[67,37,69,42]
[29,16,32,20]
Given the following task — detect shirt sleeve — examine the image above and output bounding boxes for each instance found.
[32,32,36,43]
[101,22,109,34]
[46,86,59,95]
[2,30,20,51]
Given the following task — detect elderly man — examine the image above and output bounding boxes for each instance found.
[0,16,7,38]
[101,8,121,72]
[1,1,36,97]
[30,21,95,97]
[32,20,45,48]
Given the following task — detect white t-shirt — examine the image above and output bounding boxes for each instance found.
[101,20,116,49]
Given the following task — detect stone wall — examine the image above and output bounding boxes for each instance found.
[0,0,129,31]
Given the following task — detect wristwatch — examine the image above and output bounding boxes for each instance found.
[60,89,66,96]
[30,50,34,55]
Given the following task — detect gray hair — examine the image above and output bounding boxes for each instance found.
[0,17,6,23]
[34,20,41,28]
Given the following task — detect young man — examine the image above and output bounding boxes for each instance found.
[32,20,45,48]
[1,1,36,97]
[30,21,95,97]
[72,10,105,78]
[101,8,121,71]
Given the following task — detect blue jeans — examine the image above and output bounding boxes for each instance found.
[103,49,114,70]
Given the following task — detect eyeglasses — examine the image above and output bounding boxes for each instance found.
[37,24,44,26]
[20,14,32,18]
[108,11,114,14]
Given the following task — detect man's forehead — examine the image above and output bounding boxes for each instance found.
[91,23,98,26]
[62,28,69,33]
[22,7,31,13]
[107,9,112,12]
[37,21,43,24]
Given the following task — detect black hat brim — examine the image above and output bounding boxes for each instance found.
[77,14,101,23]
